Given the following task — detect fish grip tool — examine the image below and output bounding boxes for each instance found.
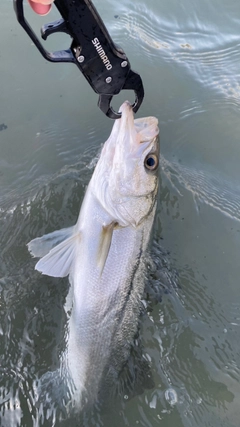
[13,0,144,119]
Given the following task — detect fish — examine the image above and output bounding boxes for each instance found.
[28,101,160,409]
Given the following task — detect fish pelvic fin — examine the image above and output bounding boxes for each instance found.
[97,222,118,276]
[28,227,79,278]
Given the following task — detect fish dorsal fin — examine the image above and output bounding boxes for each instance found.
[97,222,118,276]
[28,229,80,278]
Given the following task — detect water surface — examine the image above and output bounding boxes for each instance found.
[1,0,240,425]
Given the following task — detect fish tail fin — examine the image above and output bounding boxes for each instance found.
[27,226,80,278]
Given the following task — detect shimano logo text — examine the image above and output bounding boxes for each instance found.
[92,38,112,71]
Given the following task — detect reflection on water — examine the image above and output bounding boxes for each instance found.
[1,0,240,425]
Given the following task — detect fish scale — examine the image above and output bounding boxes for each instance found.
[27,101,159,410]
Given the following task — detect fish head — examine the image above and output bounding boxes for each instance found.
[92,101,159,227]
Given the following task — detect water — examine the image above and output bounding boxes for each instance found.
[1,0,240,425]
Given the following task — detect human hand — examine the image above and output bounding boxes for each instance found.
[28,0,54,15]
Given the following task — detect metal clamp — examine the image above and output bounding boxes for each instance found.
[13,0,144,118]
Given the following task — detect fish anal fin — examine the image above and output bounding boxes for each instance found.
[97,222,118,276]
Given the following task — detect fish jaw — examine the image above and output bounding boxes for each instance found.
[91,101,160,227]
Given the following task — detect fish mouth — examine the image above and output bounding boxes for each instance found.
[119,100,133,115]
[116,101,135,138]
[106,101,138,154]
[118,101,159,149]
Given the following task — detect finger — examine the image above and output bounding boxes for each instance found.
[28,0,52,15]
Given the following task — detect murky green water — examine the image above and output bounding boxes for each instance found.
[1,0,240,425]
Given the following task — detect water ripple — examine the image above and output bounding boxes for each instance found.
[108,0,240,101]
[160,155,240,222]
[141,247,240,427]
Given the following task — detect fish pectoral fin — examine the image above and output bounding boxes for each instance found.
[34,232,80,278]
[97,222,118,276]
[27,226,75,258]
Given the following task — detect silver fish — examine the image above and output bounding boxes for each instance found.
[28,101,159,408]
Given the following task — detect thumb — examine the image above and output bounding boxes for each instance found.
[28,0,52,15]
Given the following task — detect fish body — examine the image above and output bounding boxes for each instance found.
[28,102,159,407]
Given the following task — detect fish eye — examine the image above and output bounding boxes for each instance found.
[144,153,159,171]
